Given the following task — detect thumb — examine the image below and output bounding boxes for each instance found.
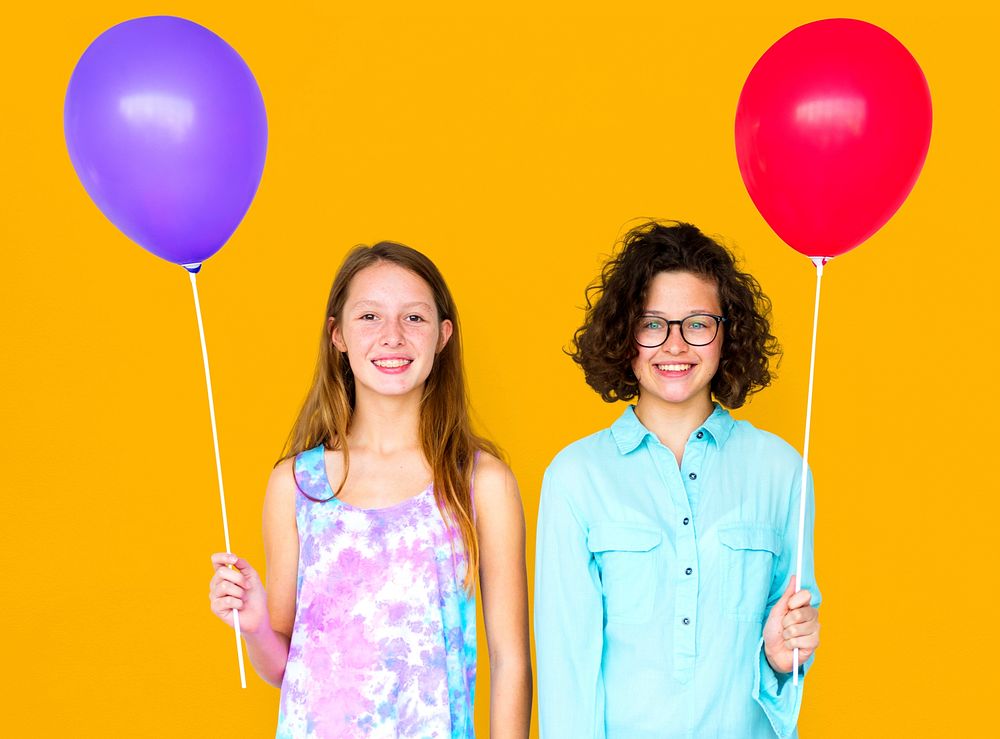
[231,556,255,574]
[771,575,796,618]
[233,557,263,585]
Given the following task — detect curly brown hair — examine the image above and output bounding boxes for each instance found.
[570,221,781,409]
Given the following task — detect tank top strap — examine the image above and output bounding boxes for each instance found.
[292,445,332,500]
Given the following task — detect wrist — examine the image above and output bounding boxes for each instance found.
[239,611,272,640]
[764,645,790,675]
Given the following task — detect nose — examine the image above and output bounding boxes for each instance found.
[379,320,405,347]
[661,323,687,355]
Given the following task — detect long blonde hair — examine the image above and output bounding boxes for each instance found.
[281,241,499,589]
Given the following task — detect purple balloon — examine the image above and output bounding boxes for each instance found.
[64,16,267,267]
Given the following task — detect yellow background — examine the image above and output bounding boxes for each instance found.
[1,1,995,736]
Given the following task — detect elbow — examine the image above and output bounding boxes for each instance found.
[489,646,533,688]
[264,669,285,689]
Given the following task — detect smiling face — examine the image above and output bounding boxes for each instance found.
[631,270,723,417]
[331,262,453,402]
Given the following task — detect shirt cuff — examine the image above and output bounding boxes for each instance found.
[752,636,805,738]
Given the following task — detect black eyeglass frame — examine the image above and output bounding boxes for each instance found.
[634,313,727,348]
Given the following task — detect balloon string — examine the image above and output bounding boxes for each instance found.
[188,270,247,690]
[793,257,825,688]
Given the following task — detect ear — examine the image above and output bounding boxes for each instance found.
[329,316,348,352]
[437,319,454,353]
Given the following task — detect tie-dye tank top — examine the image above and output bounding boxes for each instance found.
[276,445,477,738]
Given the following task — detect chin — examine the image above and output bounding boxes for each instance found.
[641,382,710,408]
[354,376,418,398]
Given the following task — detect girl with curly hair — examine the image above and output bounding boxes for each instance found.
[535,221,820,739]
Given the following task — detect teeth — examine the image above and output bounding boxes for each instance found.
[373,359,411,368]
[656,364,691,371]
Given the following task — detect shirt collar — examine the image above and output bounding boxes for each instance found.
[700,403,736,447]
[611,402,735,455]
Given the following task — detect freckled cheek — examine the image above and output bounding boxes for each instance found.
[403,324,433,335]
[630,357,642,380]
[343,324,381,344]
[631,348,655,377]
[700,351,722,380]
[344,353,371,377]
[405,326,439,349]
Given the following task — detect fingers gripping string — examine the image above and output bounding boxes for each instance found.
[187,267,247,689]
[793,256,826,688]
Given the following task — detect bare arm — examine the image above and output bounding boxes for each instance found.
[209,458,299,688]
[475,453,532,738]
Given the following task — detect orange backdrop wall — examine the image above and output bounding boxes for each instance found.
[2,1,996,736]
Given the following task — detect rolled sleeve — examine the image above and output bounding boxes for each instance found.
[753,467,821,738]
[753,635,807,738]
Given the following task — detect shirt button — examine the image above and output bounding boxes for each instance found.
[688,472,697,480]
[683,517,690,525]
[682,617,690,625]
[685,567,693,575]
[696,431,704,439]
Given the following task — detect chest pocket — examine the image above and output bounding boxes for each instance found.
[588,523,662,624]
[718,524,781,622]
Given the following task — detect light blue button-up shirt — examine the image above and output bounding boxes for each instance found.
[535,404,820,739]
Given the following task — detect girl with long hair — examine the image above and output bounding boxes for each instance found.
[535,221,820,738]
[209,242,531,738]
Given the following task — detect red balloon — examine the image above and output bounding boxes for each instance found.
[735,19,932,259]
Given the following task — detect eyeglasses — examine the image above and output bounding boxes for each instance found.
[635,313,726,348]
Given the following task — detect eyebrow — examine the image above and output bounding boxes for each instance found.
[641,309,719,316]
[350,300,435,311]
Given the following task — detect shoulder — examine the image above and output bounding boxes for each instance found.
[270,455,299,488]
[472,451,524,521]
[534,427,620,519]
[727,417,804,472]
[544,426,616,482]
[473,450,517,498]
[264,456,300,510]
[262,457,299,541]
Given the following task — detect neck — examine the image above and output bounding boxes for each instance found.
[634,393,715,464]
[349,387,423,454]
